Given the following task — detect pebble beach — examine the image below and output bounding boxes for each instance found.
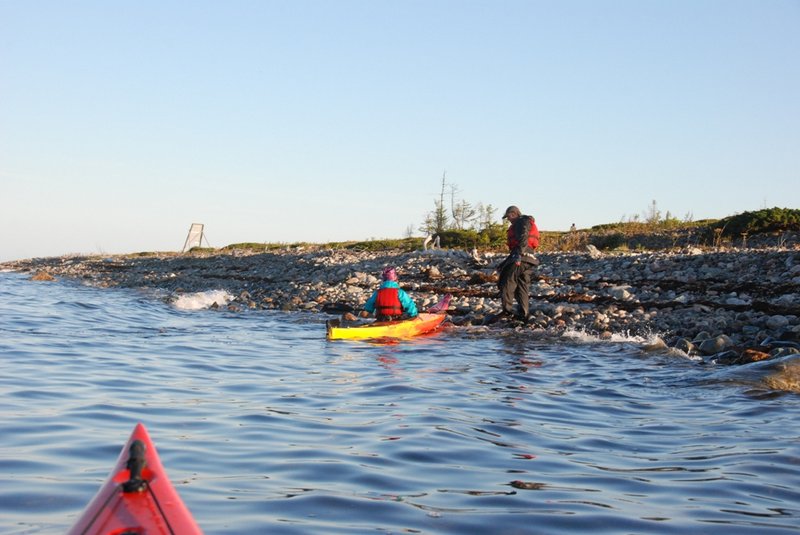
[4,240,799,379]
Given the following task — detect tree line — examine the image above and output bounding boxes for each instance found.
[411,174,800,250]
[409,172,507,248]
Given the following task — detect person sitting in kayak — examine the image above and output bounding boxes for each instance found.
[364,267,418,321]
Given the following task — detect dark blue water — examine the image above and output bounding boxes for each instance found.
[1,271,798,534]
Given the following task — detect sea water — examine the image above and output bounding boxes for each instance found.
[0,271,798,534]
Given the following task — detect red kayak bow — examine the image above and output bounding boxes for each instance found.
[68,422,202,535]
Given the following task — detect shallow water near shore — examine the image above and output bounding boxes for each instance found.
[1,272,798,534]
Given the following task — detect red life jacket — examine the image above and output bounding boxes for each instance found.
[507,215,540,250]
[375,287,403,318]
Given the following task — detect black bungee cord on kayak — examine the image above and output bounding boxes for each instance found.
[122,440,148,492]
[78,440,178,535]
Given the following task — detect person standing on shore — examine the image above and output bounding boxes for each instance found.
[498,205,540,322]
[364,267,418,321]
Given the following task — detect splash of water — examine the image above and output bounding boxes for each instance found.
[562,326,663,345]
[171,289,233,310]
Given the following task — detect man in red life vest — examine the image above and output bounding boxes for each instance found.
[364,267,419,321]
[498,205,540,322]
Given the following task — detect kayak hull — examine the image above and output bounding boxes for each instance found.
[68,422,202,535]
[327,312,447,340]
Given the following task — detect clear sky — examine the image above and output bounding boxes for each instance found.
[1,1,798,261]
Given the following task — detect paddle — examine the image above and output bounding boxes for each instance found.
[426,293,452,313]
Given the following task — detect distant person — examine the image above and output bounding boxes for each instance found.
[497,205,540,322]
[570,223,577,233]
[364,267,419,321]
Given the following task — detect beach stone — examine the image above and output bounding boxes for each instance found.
[739,348,771,363]
[693,331,712,343]
[424,266,443,280]
[766,315,790,330]
[726,297,749,306]
[774,294,799,307]
[712,350,742,365]
[770,347,800,358]
[643,338,668,351]
[586,245,602,259]
[674,338,695,354]
[30,271,55,281]
[699,335,735,355]
[760,356,800,392]
[345,285,362,295]
[609,287,632,301]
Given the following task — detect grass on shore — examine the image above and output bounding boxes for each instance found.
[176,207,799,256]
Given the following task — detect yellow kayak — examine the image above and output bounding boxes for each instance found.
[326,313,447,340]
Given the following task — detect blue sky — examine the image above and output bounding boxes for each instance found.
[1,0,798,261]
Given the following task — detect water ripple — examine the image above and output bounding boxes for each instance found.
[1,272,799,534]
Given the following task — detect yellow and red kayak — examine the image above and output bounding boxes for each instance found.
[326,312,447,340]
[68,422,202,535]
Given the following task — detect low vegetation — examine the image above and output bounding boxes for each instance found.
[573,207,799,252]
[183,206,798,256]
[713,207,800,236]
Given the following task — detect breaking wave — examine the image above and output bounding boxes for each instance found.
[171,289,234,310]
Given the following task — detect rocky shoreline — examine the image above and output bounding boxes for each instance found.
[3,244,800,389]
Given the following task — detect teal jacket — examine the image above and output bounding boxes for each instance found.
[364,281,418,317]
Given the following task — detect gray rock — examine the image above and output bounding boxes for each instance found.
[769,347,800,358]
[674,338,695,354]
[609,286,633,300]
[586,245,602,259]
[699,334,735,355]
[766,315,790,330]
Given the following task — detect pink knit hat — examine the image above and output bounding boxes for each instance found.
[381,267,398,281]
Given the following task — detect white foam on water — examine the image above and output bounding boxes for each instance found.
[172,289,233,310]
[562,326,664,345]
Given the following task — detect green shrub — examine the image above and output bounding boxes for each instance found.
[433,227,507,249]
[479,224,507,248]
[345,238,422,252]
[591,232,627,250]
[714,207,800,237]
[221,242,268,251]
[433,229,477,248]
[220,242,314,252]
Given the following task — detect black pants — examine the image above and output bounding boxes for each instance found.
[499,262,535,318]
